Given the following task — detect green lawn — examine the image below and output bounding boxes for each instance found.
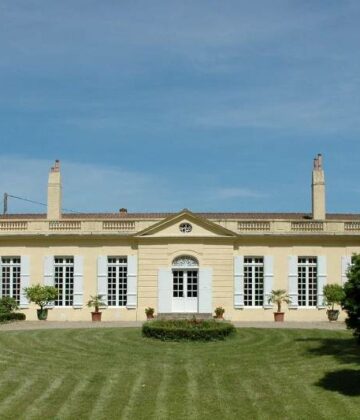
[0,328,359,419]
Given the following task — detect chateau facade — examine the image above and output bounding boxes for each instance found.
[0,156,358,321]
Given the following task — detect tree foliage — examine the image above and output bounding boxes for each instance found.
[25,284,58,310]
[0,297,19,313]
[342,254,360,342]
[323,284,345,311]
[268,289,291,313]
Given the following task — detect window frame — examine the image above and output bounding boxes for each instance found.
[1,256,21,304]
[297,256,318,308]
[107,256,128,307]
[243,256,264,308]
[54,256,74,307]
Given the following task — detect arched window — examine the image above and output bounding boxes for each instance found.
[172,255,199,268]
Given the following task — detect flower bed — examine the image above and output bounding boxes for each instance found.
[142,318,235,341]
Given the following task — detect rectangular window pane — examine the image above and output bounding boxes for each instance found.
[173,270,184,298]
[1,257,21,304]
[298,257,317,307]
[244,257,264,307]
[187,271,198,298]
[107,257,128,306]
[54,257,74,306]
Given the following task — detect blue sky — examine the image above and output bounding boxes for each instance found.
[1,0,360,214]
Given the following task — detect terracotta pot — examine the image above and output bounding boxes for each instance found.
[327,309,339,321]
[91,311,102,322]
[274,312,285,322]
[146,314,154,320]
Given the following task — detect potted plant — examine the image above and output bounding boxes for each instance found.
[87,294,106,321]
[323,284,345,321]
[25,284,58,320]
[268,289,291,322]
[145,307,155,320]
[214,307,225,319]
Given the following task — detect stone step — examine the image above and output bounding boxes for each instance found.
[157,313,213,320]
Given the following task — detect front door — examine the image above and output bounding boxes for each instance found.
[172,269,198,312]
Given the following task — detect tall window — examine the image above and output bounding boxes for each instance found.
[1,257,21,304]
[298,257,317,307]
[54,257,74,306]
[244,257,264,307]
[108,257,127,306]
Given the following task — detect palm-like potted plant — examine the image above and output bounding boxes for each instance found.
[214,307,225,319]
[323,284,345,321]
[87,294,106,321]
[145,307,155,320]
[25,284,58,320]
[268,289,291,322]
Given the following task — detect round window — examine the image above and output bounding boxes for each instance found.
[179,223,192,233]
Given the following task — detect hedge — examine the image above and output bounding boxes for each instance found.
[0,312,26,323]
[142,319,235,341]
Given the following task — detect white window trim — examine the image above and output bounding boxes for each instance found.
[298,257,317,308]
[244,257,264,308]
[107,256,128,307]
[54,256,74,307]
[0,257,21,302]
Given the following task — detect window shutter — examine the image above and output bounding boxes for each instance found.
[317,256,327,309]
[73,256,83,308]
[158,268,172,313]
[44,256,55,308]
[263,256,274,309]
[341,256,352,285]
[288,256,298,309]
[127,255,137,309]
[234,256,244,309]
[20,256,30,308]
[97,256,108,308]
[199,268,212,313]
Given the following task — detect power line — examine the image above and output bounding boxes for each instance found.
[3,193,80,214]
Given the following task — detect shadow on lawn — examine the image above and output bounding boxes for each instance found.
[297,337,360,365]
[316,369,360,396]
[297,336,360,396]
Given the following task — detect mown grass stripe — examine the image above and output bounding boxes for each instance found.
[153,351,171,420]
[120,365,147,420]
[19,374,67,419]
[88,370,124,420]
[0,328,358,419]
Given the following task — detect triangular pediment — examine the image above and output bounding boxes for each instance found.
[135,209,237,238]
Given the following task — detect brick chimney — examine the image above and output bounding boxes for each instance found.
[47,160,62,219]
[312,154,326,220]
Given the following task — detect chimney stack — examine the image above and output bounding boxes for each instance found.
[47,160,62,219]
[312,154,326,220]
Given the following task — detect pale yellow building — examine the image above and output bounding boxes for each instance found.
[0,155,358,321]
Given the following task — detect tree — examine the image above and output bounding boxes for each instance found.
[342,254,360,342]
[323,284,345,311]
[25,284,58,311]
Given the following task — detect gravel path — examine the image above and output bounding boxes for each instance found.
[0,320,346,331]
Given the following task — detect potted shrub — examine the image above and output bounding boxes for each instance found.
[25,284,58,320]
[87,294,106,321]
[323,284,345,321]
[268,289,291,322]
[214,307,225,319]
[145,307,155,320]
